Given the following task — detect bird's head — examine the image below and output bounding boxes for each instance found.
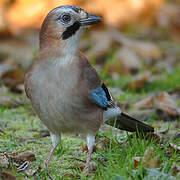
[39,5,101,52]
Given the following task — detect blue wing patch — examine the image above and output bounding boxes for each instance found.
[90,87,108,108]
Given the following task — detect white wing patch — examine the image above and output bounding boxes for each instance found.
[103,106,121,122]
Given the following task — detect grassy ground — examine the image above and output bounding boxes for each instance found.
[0,65,180,179]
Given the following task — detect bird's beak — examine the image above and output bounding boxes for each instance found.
[79,14,102,26]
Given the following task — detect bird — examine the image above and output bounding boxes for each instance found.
[24,5,154,171]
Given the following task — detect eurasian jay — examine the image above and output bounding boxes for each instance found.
[25,5,154,171]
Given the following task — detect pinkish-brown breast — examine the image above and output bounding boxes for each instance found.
[25,50,103,135]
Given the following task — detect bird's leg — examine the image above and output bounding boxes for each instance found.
[83,134,95,174]
[44,146,56,168]
[44,133,61,168]
[85,147,93,165]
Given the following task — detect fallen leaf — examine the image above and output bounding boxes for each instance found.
[170,163,180,176]
[63,173,74,178]
[133,92,180,121]
[143,147,159,168]
[112,31,162,59]
[0,58,24,93]
[96,141,106,151]
[146,155,159,168]
[2,68,24,87]
[0,154,9,169]
[0,152,36,171]
[133,157,140,168]
[126,40,162,60]
[130,109,155,121]
[114,47,142,72]
[0,63,15,78]
[157,3,180,40]
[81,145,88,152]
[1,171,16,180]
[107,58,130,75]
[81,144,97,153]
[155,92,180,120]
[16,152,36,162]
[85,31,113,64]
[133,96,154,109]
[38,130,50,138]
[117,101,129,111]
[127,71,151,90]
[133,147,159,169]
[143,147,154,163]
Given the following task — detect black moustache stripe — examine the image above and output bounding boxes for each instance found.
[61,21,81,40]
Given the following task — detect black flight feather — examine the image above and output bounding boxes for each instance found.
[101,83,111,101]
[106,112,154,133]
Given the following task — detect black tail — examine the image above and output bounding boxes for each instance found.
[106,112,154,133]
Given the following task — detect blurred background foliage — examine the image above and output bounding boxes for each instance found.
[0,0,179,119]
[0,1,180,179]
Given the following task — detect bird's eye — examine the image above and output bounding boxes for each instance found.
[61,14,71,23]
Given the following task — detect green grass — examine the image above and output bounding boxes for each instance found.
[0,105,179,179]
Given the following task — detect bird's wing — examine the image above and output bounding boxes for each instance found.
[79,51,154,133]
[90,83,115,110]
[78,51,115,110]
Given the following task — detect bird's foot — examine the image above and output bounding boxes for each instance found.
[83,161,97,176]
[83,163,90,176]
[44,160,50,169]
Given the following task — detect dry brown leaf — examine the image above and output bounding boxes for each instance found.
[2,68,24,87]
[155,92,180,118]
[85,31,113,64]
[0,154,9,169]
[112,31,162,59]
[133,147,159,169]
[117,102,129,111]
[0,63,15,78]
[133,96,154,109]
[170,163,180,176]
[81,145,88,152]
[133,92,180,121]
[133,157,140,168]
[126,109,155,121]
[143,147,154,163]
[38,130,50,138]
[125,40,162,60]
[107,58,130,75]
[115,47,142,71]
[127,71,151,90]
[143,147,159,168]
[146,155,159,168]
[157,4,180,40]
[16,152,36,162]
[64,173,74,178]
[96,141,106,151]
[1,171,16,180]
